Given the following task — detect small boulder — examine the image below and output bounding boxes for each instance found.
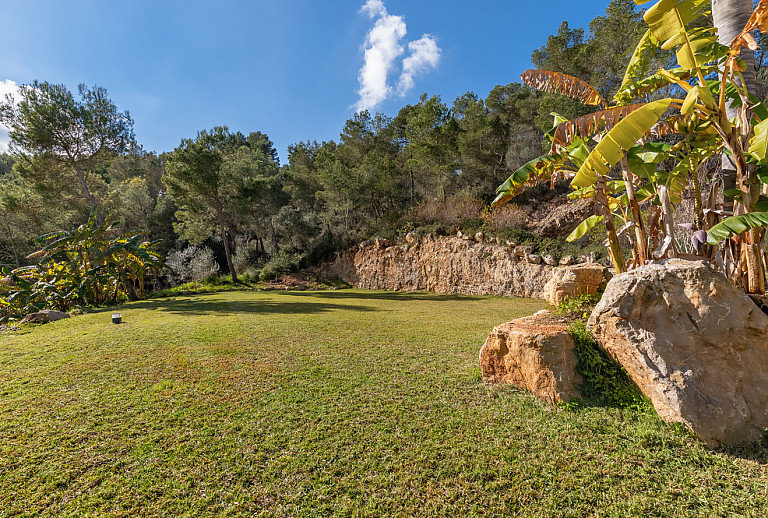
[462,234,474,241]
[20,310,71,325]
[405,231,417,244]
[544,263,606,306]
[514,245,533,258]
[543,254,557,266]
[526,253,542,264]
[474,232,484,243]
[559,255,574,266]
[505,240,517,248]
[589,259,768,447]
[480,314,582,404]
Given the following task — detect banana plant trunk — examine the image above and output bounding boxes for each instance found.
[620,157,649,265]
[713,0,765,294]
[594,182,626,274]
[713,0,755,214]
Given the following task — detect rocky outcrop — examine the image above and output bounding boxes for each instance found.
[589,259,768,447]
[544,263,609,306]
[480,313,582,403]
[528,197,595,238]
[19,310,71,325]
[317,235,557,298]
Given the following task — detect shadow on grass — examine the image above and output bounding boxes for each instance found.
[126,295,378,316]
[286,290,496,302]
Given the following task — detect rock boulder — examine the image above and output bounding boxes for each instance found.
[20,310,71,325]
[480,314,582,404]
[544,263,607,306]
[589,259,768,447]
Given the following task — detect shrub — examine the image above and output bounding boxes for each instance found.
[259,250,306,282]
[411,193,483,228]
[569,322,644,408]
[165,246,220,286]
[480,204,528,232]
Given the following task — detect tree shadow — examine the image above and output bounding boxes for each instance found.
[125,294,377,316]
[287,290,495,302]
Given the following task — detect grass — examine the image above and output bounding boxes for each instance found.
[1,289,767,517]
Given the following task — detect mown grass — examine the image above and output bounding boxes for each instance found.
[1,290,767,517]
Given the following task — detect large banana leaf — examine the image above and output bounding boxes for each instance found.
[750,118,768,162]
[706,212,768,244]
[618,29,660,100]
[521,70,605,107]
[492,154,561,206]
[639,0,709,41]
[549,104,648,154]
[566,215,604,242]
[572,99,672,188]
[637,0,712,69]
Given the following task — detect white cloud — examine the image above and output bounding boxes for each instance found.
[355,1,440,113]
[398,35,440,95]
[355,4,407,112]
[360,0,386,18]
[0,79,21,154]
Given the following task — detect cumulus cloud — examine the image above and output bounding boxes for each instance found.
[398,35,441,95]
[355,1,440,113]
[0,79,21,153]
[355,2,407,112]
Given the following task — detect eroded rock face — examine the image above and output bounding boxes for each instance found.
[479,314,582,403]
[317,236,554,298]
[589,259,768,447]
[544,263,607,306]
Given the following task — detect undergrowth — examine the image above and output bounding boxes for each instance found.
[569,321,646,409]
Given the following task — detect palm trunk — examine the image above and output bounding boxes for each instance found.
[713,0,765,293]
[713,0,755,215]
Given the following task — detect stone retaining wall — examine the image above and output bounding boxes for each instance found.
[316,234,564,299]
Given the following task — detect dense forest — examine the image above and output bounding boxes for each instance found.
[2,0,767,288]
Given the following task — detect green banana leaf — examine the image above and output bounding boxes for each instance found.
[572,99,672,188]
[706,212,768,244]
[566,215,604,242]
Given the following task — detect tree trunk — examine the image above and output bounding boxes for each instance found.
[220,225,238,282]
[70,160,99,221]
[713,0,765,293]
[713,0,755,214]
[2,210,20,268]
[620,157,649,265]
[267,215,278,254]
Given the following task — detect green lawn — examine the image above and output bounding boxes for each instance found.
[1,290,767,517]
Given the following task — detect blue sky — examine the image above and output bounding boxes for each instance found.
[0,0,612,163]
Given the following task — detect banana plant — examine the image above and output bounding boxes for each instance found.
[618,0,768,293]
[0,209,164,320]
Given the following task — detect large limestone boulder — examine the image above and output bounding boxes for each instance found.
[20,310,71,325]
[480,314,582,404]
[589,259,768,447]
[544,263,607,306]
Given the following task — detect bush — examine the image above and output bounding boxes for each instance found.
[569,322,644,408]
[494,227,606,260]
[165,246,220,286]
[480,204,528,232]
[259,250,306,282]
[411,193,483,228]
